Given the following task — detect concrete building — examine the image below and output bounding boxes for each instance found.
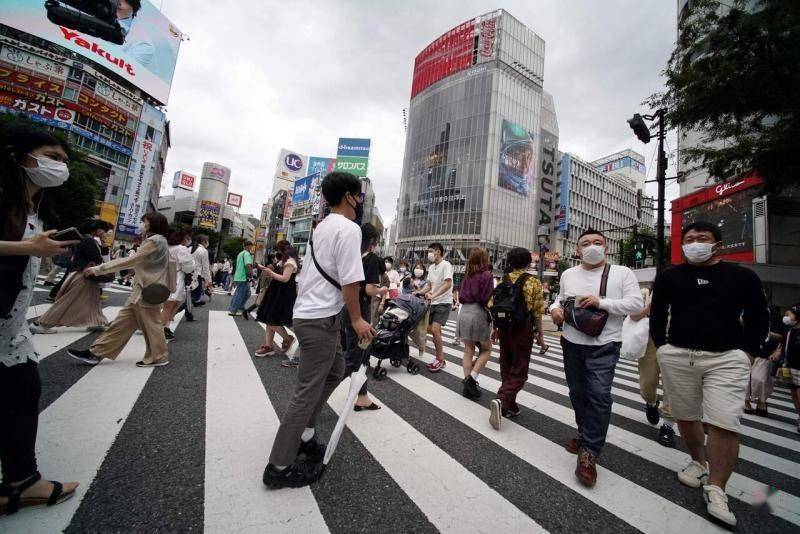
[591,149,647,192]
[395,10,548,279]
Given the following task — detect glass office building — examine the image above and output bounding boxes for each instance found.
[395,10,547,276]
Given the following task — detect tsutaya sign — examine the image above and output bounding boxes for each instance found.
[335,137,370,177]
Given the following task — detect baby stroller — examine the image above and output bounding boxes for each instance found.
[368,293,427,380]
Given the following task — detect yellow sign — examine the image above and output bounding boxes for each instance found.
[95,201,119,245]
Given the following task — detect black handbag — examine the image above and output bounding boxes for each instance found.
[563,264,611,337]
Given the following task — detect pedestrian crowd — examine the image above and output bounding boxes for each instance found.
[1,122,798,529]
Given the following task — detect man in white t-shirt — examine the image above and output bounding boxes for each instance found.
[425,242,453,373]
[264,172,375,489]
[550,229,642,488]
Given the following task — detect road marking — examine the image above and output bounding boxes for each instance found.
[204,312,328,533]
[32,307,122,360]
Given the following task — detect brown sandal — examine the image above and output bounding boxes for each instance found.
[0,472,76,516]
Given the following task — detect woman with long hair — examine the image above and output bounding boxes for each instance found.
[457,247,494,399]
[161,229,195,339]
[410,262,431,295]
[254,241,299,362]
[67,212,173,368]
[0,123,79,515]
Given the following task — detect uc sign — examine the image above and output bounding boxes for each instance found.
[285,153,304,172]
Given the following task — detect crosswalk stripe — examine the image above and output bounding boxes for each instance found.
[405,343,800,527]
[25,302,52,319]
[32,307,122,361]
[2,311,185,533]
[205,312,327,533]
[326,382,548,533]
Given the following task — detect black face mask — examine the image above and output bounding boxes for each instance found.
[348,195,364,224]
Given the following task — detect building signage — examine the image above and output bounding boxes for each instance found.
[557,154,571,233]
[333,155,369,177]
[0,44,66,79]
[596,156,645,175]
[537,129,558,231]
[226,192,243,208]
[1,0,183,104]
[336,138,371,157]
[284,153,304,172]
[292,174,314,204]
[172,171,195,191]
[95,80,141,116]
[307,156,335,178]
[276,148,307,178]
[0,90,74,123]
[478,17,497,60]
[498,119,535,197]
[197,200,221,229]
[0,64,64,97]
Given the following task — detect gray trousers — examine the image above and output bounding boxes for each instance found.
[269,314,346,466]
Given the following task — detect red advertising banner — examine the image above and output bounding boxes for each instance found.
[0,64,63,96]
[411,19,476,98]
[0,90,75,123]
[76,87,131,128]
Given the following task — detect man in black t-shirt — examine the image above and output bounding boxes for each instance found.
[651,221,769,527]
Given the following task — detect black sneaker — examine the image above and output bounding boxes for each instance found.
[42,281,55,287]
[263,462,324,489]
[136,360,170,368]
[658,424,676,448]
[646,399,661,425]
[297,436,327,463]
[67,348,102,365]
[164,327,175,340]
[505,406,521,418]
[462,376,481,399]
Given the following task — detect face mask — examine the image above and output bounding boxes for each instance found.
[24,154,69,188]
[427,252,435,263]
[783,316,798,327]
[581,244,605,265]
[385,262,392,271]
[682,242,715,263]
[414,268,424,277]
[399,266,407,273]
[347,195,364,222]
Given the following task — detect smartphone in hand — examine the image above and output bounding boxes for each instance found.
[52,227,82,242]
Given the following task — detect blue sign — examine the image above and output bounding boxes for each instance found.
[336,137,371,157]
[284,153,304,172]
[308,156,334,177]
[292,173,317,204]
[557,154,571,233]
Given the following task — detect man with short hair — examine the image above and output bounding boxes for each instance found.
[550,229,642,488]
[425,242,453,372]
[191,235,212,301]
[651,221,769,527]
[228,241,254,316]
[264,172,375,488]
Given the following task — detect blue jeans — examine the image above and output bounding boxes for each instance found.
[561,338,621,456]
[229,281,250,313]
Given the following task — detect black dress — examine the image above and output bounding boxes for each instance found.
[256,259,297,326]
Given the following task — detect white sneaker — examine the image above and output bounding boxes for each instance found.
[29,323,55,334]
[703,484,736,526]
[678,460,708,488]
[489,399,502,430]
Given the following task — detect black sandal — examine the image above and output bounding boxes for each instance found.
[354,403,381,412]
[0,472,76,516]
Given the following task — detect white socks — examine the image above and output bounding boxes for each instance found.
[301,427,315,442]
[470,370,479,380]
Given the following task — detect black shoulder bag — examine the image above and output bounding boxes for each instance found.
[309,238,341,290]
[563,264,611,337]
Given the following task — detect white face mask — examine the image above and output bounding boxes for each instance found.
[385,262,392,271]
[414,268,424,278]
[682,242,715,263]
[581,244,605,265]
[427,252,436,263]
[783,316,797,327]
[399,266,407,272]
[24,153,69,188]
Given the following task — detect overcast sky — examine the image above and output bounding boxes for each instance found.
[157,0,680,222]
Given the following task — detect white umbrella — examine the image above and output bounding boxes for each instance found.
[323,345,369,465]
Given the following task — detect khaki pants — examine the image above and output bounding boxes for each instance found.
[638,339,673,420]
[91,302,168,365]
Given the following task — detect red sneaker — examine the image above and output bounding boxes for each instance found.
[254,344,275,358]
[564,435,580,455]
[576,448,597,487]
[427,359,446,373]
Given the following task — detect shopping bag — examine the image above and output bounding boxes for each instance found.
[620,316,650,361]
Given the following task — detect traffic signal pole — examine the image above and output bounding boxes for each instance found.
[654,109,667,274]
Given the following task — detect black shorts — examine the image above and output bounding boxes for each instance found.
[429,303,451,326]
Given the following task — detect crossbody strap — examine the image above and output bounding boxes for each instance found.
[309,238,341,290]
[599,263,611,298]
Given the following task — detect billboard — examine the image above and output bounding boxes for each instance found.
[226,192,243,208]
[116,102,165,236]
[292,174,314,204]
[498,119,535,197]
[334,155,368,177]
[596,156,645,175]
[0,0,182,104]
[335,137,370,178]
[307,156,335,178]
[557,154,571,233]
[276,148,307,179]
[172,171,195,191]
[198,200,221,229]
[536,129,558,233]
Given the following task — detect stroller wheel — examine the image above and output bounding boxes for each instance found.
[408,363,420,375]
[372,365,382,379]
[377,368,388,380]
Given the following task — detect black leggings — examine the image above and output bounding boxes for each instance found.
[0,360,40,484]
[340,301,372,396]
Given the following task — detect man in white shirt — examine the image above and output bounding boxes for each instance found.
[191,235,212,305]
[425,242,454,372]
[550,229,642,488]
[264,172,375,489]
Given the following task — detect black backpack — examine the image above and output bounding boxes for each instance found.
[490,273,532,331]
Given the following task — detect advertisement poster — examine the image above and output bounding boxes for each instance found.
[172,171,195,191]
[307,156,335,178]
[681,187,760,256]
[0,0,182,104]
[198,200,221,229]
[498,119,535,197]
[226,192,243,208]
[537,129,558,231]
[292,174,314,204]
[116,102,165,236]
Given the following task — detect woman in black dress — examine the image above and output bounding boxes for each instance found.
[254,241,298,360]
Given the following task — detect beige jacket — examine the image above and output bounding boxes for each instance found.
[91,235,173,308]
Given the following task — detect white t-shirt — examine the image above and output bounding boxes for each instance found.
[427,260,454,306]
[550,263,643,346]
[293,213,365,319]
[386,269,400,290]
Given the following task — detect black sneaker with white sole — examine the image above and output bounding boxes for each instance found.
[136,360,170,368]
[263,462,324,489]
[164,327,175,340]
[66,348,102,365]
[657,424,676,447]
[645,399,661,425]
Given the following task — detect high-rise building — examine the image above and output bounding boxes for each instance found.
[395,10,547,278]
[591,149,647,192]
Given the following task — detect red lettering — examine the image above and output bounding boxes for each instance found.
[74,38,91,50]
[59,27,80,41]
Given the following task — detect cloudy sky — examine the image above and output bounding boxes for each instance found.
[157,0,680,221]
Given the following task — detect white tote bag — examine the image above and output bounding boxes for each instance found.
[620,316,650,361]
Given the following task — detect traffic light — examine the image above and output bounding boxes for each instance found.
[634,250,645,262]
[627,114,651,144]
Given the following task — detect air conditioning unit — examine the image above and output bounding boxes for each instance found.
[752,196,768,264]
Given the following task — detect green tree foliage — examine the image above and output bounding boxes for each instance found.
[647,0,800,192]
[619,227,670,267]
[221,236,246,261]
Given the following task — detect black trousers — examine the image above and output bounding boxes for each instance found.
[340,300,371,396]
[0,360,40,484]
